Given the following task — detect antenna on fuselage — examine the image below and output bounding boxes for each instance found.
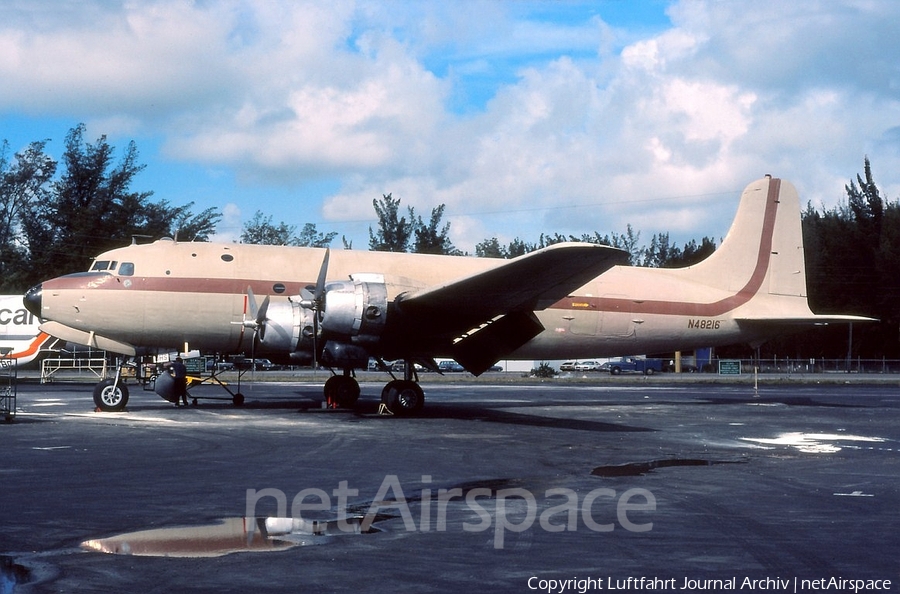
[130,234,153,245]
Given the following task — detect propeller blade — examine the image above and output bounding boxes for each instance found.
[313,249,329,368]
[296,249,330,372]
[256,295,270,326]
[246,286,259,319]
[255,295,270,341]
[314,248,330,307]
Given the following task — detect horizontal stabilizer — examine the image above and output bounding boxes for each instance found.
[735,314,877,325]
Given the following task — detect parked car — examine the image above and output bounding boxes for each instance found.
[390,361,425,372]
[600,357,662,375]
[368,358,390,371]
[236,358,279,371]
[575,360,603,371]
[560,360,578,371]
[438,360,465,372]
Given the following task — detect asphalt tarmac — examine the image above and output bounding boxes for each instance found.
[2,375,898,593]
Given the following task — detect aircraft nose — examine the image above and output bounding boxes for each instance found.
[24,283,42,318]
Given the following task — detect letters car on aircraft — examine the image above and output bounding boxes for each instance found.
[0,295,60,368]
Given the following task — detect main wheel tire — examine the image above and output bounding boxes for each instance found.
[382,380,424,416]
[93,379,130,412]
[324,376,360,408]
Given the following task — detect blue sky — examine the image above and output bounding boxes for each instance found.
[1,0,899,252]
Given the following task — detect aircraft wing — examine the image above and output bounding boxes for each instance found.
[398,242,626,321]
[392,243,626,371]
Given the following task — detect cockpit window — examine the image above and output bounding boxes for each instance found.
[119,262,135,276]
[90,260,118,272]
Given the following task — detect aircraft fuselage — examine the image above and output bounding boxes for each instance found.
[24,177,869,414]
[29,238,770,362]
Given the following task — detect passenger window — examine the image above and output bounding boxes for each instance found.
[119,262,135,276]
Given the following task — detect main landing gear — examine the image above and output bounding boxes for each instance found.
[323,370,361,409]
[380,379,424,416]
[378,359,425,416]
[324,359,425,416]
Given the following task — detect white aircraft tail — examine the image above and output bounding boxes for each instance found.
[680,175,817,319]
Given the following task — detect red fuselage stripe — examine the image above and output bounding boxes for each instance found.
[43,181,780,320]
[551,178,780,316]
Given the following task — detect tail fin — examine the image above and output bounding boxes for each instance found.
[683,175,871,323]
[684,175,808,300]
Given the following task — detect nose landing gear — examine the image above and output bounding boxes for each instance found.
[93,378,129,412]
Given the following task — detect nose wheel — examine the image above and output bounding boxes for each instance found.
[93,378,130,412]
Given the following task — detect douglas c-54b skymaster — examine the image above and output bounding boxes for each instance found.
[24,175,868,414]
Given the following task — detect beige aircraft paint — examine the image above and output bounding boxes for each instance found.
[24,176,869,413]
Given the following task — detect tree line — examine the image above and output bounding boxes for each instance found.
[2,126,896,358]
[0,124,220,290]
[757,158,900,361]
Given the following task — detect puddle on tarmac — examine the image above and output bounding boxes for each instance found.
[591,458,746,477]
[740,432,887,453]
[80,516,381,558]
[445,477,527,495]
[2,556,30,591]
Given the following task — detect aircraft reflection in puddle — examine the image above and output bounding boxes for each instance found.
[81,516,378,558]
[740,432,887,454]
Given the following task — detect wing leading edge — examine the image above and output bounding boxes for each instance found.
[397,242,627,322]
[393,242,628,374]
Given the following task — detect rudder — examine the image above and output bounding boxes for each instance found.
[681,175,808,299]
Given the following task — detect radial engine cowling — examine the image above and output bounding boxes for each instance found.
[258,298,311,352]
[319,276,388,345]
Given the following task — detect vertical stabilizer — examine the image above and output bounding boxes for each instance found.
[683,175,808,301]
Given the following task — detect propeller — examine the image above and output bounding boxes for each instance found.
[236,287,271,335]
[232,286,271,379]
[300,248,330,369]
[247,287,271,341]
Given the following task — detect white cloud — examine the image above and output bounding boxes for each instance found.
[1,0,899,252]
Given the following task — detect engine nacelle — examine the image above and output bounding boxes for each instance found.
[319,277,388,345]
[254,277,388,368]
[258,298,313,353]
